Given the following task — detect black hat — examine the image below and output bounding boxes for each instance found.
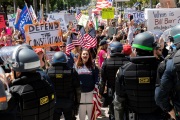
[99,40,107,46]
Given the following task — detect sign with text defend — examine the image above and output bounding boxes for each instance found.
[24,21,63,48]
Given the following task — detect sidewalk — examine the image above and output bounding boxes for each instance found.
[60,107,109,120]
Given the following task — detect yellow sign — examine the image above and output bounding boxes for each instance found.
[40,96,49,105]
[138,77,150,84]
[56,74,63,78]
[102,7,115,19]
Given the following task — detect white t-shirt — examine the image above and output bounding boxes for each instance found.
[127,26,134,45]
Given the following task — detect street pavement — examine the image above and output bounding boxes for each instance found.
[60,107,109,120]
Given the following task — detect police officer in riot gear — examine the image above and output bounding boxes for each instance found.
[114,32,164,120]
[99,41,129,120]
[1,45,55,120]
[47,51,81,120]
[155,24,180,120]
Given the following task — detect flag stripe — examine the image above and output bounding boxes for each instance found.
[91,85,101,120]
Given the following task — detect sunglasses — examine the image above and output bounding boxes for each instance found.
[60,46,65,48]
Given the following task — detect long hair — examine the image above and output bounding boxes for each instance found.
[76,49,93,69]
[97,44,107,55]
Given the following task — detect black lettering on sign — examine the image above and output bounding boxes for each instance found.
[29,25,35,32]
[29,22,60,34]
[49,22,53,30]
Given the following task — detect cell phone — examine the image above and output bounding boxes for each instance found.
[130,15,133,21]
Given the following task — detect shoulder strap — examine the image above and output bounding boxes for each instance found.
[156,52,175,86]
[173,50,180,80]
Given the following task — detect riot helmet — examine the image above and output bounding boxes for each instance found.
[52,51,67,65]
[132,32,155,51]
[21,43,33,50]
[108,41,123,53]
[7,46,40,72]
[170,24,180,44]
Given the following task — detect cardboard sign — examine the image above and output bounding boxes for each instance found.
[47,13,77,32]
[24,21,63,48]
[159,0,176,8]
[145,8,180,31]
[0,13,6,29]
[7,14,16,27]
[78,14,89,27]
[102,7,115,19]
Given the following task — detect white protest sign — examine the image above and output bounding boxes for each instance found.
[47,13,77,32]
[78,14,89,27]
[64,14,77,27]
[124,8,136,20]
[7,14,16,27]
[145,8,180,31]
[47,13,67,32]
[24,21,63,48]
[132,11,145,24]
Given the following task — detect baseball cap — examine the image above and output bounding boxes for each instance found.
[99,40,107,46]
[123,44,132,56]
[34,48,43,54]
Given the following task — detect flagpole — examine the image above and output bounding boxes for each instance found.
[24,1,34,24]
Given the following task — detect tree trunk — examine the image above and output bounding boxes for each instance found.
[46,0,49,14]
[33,0,37,15]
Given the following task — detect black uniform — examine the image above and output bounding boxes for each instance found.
[114,56,163,120]
[47,63,81,120]
[99,53,129,120]
[155,48,180,120]
[1,72,55,120]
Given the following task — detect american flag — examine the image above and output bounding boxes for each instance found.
[66,36,75,55]
[71,33,80,46]
[84,28,97,49]
[91,85,101,120]
[76,9,82,21]
[78,26,86,48]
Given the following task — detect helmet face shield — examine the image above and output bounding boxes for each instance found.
[0,46,20,63]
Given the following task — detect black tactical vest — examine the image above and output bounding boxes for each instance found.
[105,55,129,89]
[123,56,158,113]
[10,73,55,120]
[47,65,74,98]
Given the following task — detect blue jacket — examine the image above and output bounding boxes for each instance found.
[75,65,99,92]
[155,59,180,112]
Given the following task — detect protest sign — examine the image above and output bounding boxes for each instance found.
[7,14,16,27]
[64,14,77,27]
[124,8,136,20]
[46,51,56,63]
[132,11,145,24]
[24,21,63,48]
[47,13,77,32]
[145,8,180,31]
[102,7,115,19]
[159,0,176,8]
[78,14,89,27]
[0,13,6,29]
